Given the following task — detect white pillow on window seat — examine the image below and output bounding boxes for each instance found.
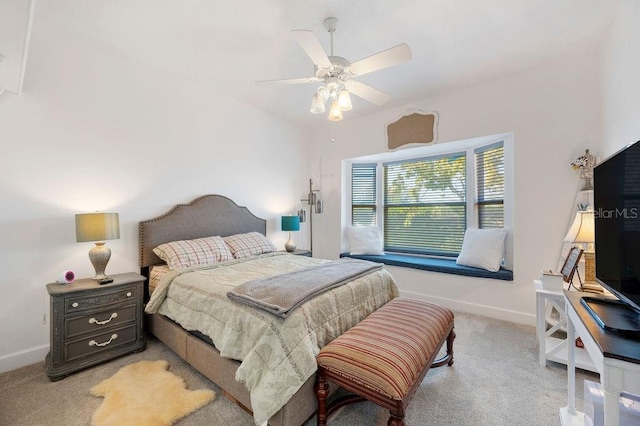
[348,226,385,256]
[456,228,507,272]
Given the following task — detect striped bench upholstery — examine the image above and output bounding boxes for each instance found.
[315,297,455,426]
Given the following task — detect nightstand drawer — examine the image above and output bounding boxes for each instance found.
[65,325,137,362]
[65,304,136,339]
[65,287,137,314]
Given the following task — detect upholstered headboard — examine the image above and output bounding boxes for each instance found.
[139,194,267,269]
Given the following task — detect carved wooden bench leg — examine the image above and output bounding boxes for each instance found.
[447,329,456,366]
[315,373,330,426]
[316,370,367,426]
[388,408,406,426]
[431,329,456,368]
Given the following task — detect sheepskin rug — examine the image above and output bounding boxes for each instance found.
[90,360,216,426]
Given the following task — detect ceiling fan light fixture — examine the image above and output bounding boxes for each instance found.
[310,93,326,114]
[337,90,352,111]
[256,17,411,122]
[328,101,343,121]
[318,86,330,102]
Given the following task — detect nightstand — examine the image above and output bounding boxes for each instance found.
[286,249,312,257]
[45,272,146,381]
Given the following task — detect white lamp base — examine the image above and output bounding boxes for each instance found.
[285,232,296,252]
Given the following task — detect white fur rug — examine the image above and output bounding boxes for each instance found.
[90,359,216,426]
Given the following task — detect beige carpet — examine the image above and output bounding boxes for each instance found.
[0,311,599,425]
[90,359,216,426]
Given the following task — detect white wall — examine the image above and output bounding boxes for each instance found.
[308,49,603,325]
[602,0,640,157]
[0,13,308,372]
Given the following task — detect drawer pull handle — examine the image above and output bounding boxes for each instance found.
[89,334,118,347]
[89,313,118,325]
[126,292,132,297]
[72,302,79,308]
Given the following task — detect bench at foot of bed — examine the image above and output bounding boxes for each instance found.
[315,297,455,426]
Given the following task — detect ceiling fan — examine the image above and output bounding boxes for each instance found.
[256,17,412,121]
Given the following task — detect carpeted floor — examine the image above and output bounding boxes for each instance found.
[0,311,598,426]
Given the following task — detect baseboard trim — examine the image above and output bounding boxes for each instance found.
[400,290,536,326]
[0,344,48,374]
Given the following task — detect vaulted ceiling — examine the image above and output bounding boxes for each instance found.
[2,0,622,125]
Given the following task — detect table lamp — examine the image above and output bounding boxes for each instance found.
[564,210,595,283]
[75,212,120,283]
[281,215,300,252]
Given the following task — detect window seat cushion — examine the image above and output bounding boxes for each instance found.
[339,252,513,281]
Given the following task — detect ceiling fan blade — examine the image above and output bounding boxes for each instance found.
[344,80,391,106]
[255,77,319,86]
[291,30,332,70]
[349,43,412,76]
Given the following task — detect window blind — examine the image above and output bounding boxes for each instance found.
[351,163,377,226]
[383,153,466,256]
[475,142,505,228]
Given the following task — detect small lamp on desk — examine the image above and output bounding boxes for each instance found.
[564,210,597,288]
[75,212,120,283]
[281,215,300,252]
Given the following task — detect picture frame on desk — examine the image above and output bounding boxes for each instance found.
[561,246,583,290]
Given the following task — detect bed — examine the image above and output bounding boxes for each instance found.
[139,195,399,426]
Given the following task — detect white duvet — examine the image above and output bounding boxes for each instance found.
[145,252,399,425]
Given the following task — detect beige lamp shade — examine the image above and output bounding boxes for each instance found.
[563,210,595,244]
[75,213,120,242]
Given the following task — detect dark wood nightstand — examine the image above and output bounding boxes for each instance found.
[284,249,312,257]
[45,272,146,381]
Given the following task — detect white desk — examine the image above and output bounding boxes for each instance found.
[561,291,640,425]
[535,281,596,372]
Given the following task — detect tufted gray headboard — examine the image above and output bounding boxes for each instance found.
[139,194,267,269]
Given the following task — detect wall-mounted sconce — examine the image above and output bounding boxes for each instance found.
[305,179,323,214]
[297,208,306,223]
[301,179,323,254]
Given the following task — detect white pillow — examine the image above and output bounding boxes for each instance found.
[456,228,507,272]
[348,226,384,255]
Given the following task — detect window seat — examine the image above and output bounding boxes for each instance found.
[339,252,513,281]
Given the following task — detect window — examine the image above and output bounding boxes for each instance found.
[351,163,377,226]
[383,152,466,256]
[350,140,505,257]
[475,143,505,228]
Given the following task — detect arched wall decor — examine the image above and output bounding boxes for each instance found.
[385,110,439,151]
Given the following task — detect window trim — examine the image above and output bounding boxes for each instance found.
[343,133,514,271]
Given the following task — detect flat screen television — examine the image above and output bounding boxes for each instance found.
[585,139,640,335]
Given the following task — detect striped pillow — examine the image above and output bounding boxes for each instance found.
[316,298,454,401]
[224,232,276,259]
[153,236,233,270]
